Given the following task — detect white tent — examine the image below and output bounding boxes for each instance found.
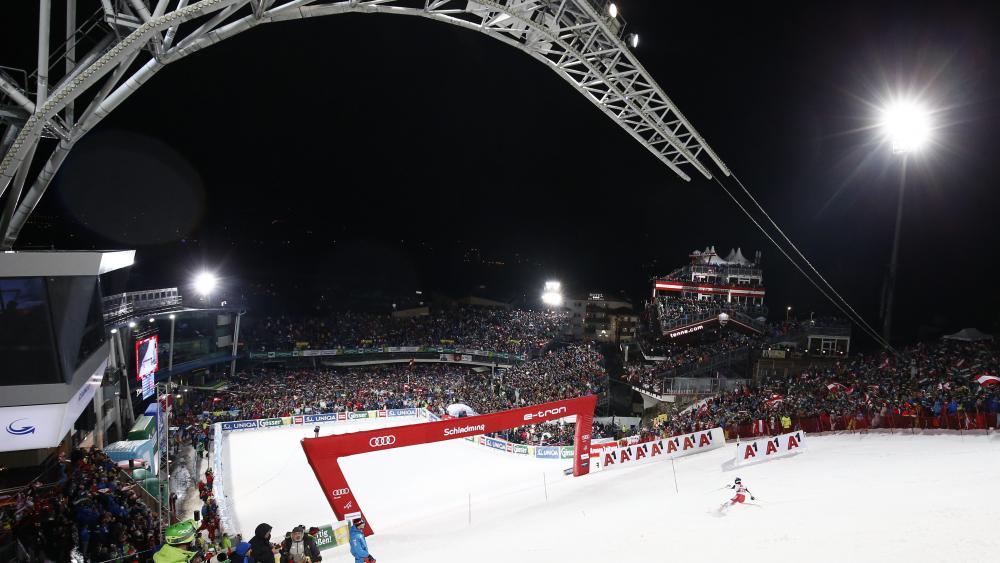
[446,403,478,417]
[732,247,753,266]
[942,328,993,342]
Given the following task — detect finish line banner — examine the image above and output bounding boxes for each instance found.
[733,430,806,466]
[591,427,726,471]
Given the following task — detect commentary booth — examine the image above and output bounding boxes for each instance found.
[0,250,133,464]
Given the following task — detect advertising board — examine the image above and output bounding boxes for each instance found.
[592,428,726,471]
[534,446,560,459]
[733,431,806,466]
[135,335,158,400]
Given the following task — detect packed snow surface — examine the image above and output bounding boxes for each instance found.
[222,418,1000,562]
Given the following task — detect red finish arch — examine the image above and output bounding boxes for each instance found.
[300,395,597,536]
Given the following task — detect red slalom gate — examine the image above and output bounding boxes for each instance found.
[300,395,597,536]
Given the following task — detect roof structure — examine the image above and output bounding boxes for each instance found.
[942,328,993,342]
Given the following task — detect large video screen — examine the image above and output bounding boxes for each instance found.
[135,335,159,400]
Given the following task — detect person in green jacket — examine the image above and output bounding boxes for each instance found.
[154,520,207,563]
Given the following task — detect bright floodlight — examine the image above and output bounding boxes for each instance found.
[628,33,639,49]
[193,272,217,296]
[880,101,931,154]
[608,3,618,18]
[542,280,563,307]
[542,292,564,307]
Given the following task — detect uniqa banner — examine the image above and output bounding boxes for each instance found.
[591,427,726,471]
[733,430,805,466]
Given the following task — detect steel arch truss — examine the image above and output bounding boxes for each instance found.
[0,0,729,247]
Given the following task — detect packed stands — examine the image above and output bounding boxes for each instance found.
[241,307,568,355]
[7,448,159,563]
[173,344,605,446]
[623,332,761,393]
[657,338,1000,438]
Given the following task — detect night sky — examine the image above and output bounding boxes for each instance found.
[6,1,1000,343]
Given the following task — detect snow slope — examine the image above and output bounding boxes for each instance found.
[223,421,1000,562]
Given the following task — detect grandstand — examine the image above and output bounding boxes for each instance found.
[0,251,247,562]
[652,245,768,339]
[2,250,998,563]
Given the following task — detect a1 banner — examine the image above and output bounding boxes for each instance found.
[733,431,805,466]
[592,428,726,471]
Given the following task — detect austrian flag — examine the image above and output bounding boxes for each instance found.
[974,374,1000,386]
[827,383,852,393]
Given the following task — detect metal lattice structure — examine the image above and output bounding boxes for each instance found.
[155,381,171,536]
[0,0,730,248]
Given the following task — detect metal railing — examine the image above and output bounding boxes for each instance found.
[103,287,182,321]
[631,376,748,399]
[660,376,748,395]
[767,321,852,344]
[657,303,768,332]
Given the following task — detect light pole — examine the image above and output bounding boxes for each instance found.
[167,314,176,378]
[881,170,906,344]
[878,100,931,344]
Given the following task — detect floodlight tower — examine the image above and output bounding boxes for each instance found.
[878,99,931,344]
[542,280,564,308]
[193,271,218,304]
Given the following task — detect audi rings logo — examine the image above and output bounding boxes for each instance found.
[369,435,396,447]
[332,488,350,497]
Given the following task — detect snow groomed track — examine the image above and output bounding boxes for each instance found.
[221,417,1000,562]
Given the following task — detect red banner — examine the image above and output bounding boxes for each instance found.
[300,395,597,536]
[723,412,999,439]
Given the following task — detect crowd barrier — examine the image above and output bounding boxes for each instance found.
[213,406,583,460]
[723,411,999,439]
[213,407,428,534]
[589,427,726,471]
[212,423,231,532]
[462,434,576,460]
[733,431,805,467]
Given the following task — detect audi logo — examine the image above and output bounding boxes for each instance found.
[369,435,397,447]
[332,488,350,496]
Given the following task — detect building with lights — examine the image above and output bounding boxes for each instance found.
[565,292,637,343]
[651,246,767,340]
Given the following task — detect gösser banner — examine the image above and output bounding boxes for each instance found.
[733,430,806,466]
[301,396,597,537]
[590,427,727,471]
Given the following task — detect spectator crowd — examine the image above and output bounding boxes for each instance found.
[7,448,159,563]
[655,338,1000,438]
[241,307,568,355]
[655,296,767,330]
[172,344,606,446]
[623,331,761,391]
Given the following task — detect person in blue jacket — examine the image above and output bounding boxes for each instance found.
[230,540,252,563]
[349,518,375,563]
